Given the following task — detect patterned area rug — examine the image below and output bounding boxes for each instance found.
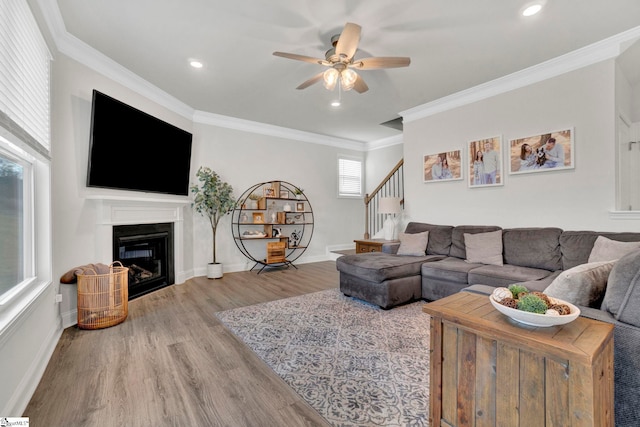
[215,289,430,426]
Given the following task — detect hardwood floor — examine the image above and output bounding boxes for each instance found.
[25,261,339,427]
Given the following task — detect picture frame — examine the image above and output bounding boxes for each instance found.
[468,136,503,188]
[280,190,289,199]
[296,202,305,212]
[252,212,264,224]
[263,187,275,198]
[508,128,574,174]
[423,150,463,183]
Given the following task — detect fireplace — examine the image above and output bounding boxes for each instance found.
[113,223,174,299]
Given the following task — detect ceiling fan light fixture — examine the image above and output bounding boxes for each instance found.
[340,69,357,91]
[323,68,339,90]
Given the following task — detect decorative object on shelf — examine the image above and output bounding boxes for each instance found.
[252,212,264,223]
[296,202,305,212]
[242,230,267,238]
[267,201,277,223]
[247,193,261,209]
[294,187,304,199]
[378,197,402,240]
[231,180,314,274]
[290,229,301,247]
[190,167,236,279]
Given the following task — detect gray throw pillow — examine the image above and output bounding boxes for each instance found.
[602,250,640,326]
[397,231,429,256]
[543,261,615,307]
[464,230,503,266]
[588,236,640,263]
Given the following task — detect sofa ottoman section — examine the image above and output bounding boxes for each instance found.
[421,257,484,301]
[336,252,442,308]
[339,271,422,309]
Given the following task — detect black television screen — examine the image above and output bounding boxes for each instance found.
[87,90,193,196]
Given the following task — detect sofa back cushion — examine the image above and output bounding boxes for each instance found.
[560,231,640,270]
[404,222,453,256]
[450,225,501,259]
[502,228,562,271]
[601,249,640,327]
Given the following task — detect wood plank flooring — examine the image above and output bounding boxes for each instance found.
[24,261,340,427]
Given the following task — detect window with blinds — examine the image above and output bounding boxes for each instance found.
[338,157,363,197]
[0,0,52,151]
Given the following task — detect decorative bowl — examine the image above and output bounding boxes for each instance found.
[489,294,580,327]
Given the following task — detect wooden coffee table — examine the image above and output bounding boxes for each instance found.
[423,292,614,427]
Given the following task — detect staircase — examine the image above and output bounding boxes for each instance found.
[364,159,404,239]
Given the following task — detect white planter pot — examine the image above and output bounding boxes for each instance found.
[207,263,223,279]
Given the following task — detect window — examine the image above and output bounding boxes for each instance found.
[0,140,30,296]
[0,0,52,312]
[338,156,363,197]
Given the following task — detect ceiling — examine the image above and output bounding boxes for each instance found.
[44,1,640,144]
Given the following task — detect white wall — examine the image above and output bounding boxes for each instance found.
[403,60,639,232]
[365,142,403,194]
[191,122,365,273]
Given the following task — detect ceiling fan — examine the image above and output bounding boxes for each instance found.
[273,22,410,94]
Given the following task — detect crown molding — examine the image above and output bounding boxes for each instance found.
[401,25,640,123]
[365,134,403,151]
[192,111,366,151]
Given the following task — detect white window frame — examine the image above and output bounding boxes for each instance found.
[337,155,364,198]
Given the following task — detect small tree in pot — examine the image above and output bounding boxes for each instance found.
[190,167,236,279]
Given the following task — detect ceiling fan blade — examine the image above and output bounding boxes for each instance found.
[273,51,325,65]
[352,57,411,70]
[353,74,368,93]
[335,22,361,60]
[296,72,324,90]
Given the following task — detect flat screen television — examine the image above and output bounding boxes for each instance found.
[87,90,193,196]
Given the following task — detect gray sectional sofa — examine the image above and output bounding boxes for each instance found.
[335,221,640,427]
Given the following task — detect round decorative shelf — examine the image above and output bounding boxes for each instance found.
[231,180,313,273]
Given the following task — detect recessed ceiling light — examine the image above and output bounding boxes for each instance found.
[331,100,341,107]
[522,4,542,16]
[189,60,203,69]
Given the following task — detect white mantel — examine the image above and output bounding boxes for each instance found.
[87,194,189,284]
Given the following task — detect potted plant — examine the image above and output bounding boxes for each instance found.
[294,187,305,199]
[247,192,261,209]
[190,167,236,279]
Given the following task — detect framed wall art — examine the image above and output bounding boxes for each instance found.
[509,128,574,174]
[468,135,503,188]
[423,150,463,183]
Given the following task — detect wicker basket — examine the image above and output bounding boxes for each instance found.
[77,261,128,329]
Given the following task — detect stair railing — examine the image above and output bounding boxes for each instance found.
[364,159,404,239]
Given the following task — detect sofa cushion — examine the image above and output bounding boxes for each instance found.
[602,250,640,326]
[336,252,438,283]
[464,230,503,265]
[397,231,429,256]
[544,261,615,307]
[421,257,484,284]
[467,264,553,288]
[450,225,502,259]
[404,222,453,256]
[588,236,640,263]
[560,231,640,270]
[503,228,562,271]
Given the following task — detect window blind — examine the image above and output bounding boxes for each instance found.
[338,157,362,197]
[0,0,51,151]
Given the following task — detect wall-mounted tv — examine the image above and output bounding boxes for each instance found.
[87,90,193,196]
